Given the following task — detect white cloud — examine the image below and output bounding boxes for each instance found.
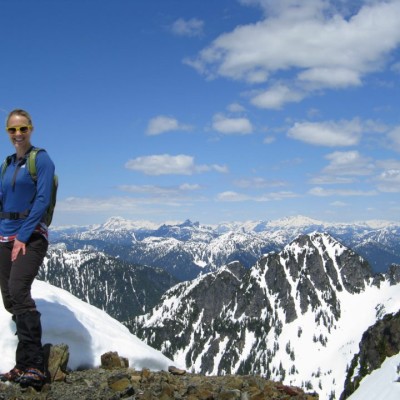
[216,190,298,202]
[234,177,286,188]
[309,187,377,196]
[376,159,400,170]
[263,136,275,144]
[322,151,375,176]
[211,164,229,173]
[58,196,150,212]
[298,67,362,88]
[387,126,400,152]
[187,0,400,93]
[216,191,250,202]
[57,195,192,214]
[171,18,204,37]
[238,0,329,19]
[125,154,228,175]
[227,102,245,112]
[330,200,348,207]
[287,119,363,147]
[146,115,191,135]
[212,113,253,134]
[251,84,305,109]
[375,169,400,193]
[118,184,201,195]
[308,176,355,185]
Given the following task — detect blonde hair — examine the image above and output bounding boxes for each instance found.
[6,109,33,126]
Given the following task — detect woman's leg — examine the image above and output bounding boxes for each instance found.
[0,242,14,314]
[8,234,48,379]
[9,234,48,315]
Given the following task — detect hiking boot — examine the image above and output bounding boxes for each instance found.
[18,368,46,390]
[0,367,24,382]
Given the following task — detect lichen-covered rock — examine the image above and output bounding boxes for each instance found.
[46,343,70,382]
[101,351,129,369]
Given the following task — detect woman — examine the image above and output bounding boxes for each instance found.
[0,109,55,389]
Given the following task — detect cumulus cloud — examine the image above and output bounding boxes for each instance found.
[251,84,305,109]
[287,119,363,147]
[322,151,375,176]
[298,67,362,88]
[171,18,204,37]
[125,154,228,175]
[146,115,192,135]
[212,113,253,134]
[186,0,400,100]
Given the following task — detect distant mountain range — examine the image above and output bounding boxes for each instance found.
[41,216,400,399]
[50,215,400,280]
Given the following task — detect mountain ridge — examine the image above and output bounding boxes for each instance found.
[130,232,400,400]
[50,215,400,278]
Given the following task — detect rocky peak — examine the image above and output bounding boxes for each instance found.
[132,232,375,381]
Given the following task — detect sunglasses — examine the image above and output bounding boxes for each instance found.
[6,125,32,134]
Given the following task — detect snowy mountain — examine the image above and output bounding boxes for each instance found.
[50,216,400,280]
[38,247,179,321]
[130,232,400,400]
[0,280,174,374]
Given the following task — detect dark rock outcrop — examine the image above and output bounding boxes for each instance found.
[341,310,400,399]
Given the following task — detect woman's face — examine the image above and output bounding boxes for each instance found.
[6,114,33,152]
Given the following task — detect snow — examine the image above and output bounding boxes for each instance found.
[265,215,324,228]
[348,354,400,400]
[276,280,400,400]
[0,280,177,373]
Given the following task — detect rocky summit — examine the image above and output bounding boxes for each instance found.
[0,348,318,400]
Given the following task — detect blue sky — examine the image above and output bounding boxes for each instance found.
[1,0,400,226]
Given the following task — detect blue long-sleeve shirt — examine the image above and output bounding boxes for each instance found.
[0,148,55,243]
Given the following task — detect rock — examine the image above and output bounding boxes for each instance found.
[101,351,129,369]
[168,365,186,375]
[0,367,318,399]
[45,343,69,382]
[0,348,318,399]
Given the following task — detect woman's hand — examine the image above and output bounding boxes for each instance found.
[12,239,26,262]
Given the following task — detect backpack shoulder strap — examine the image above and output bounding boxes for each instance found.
[1,155,13,180]
[26,147,45,182]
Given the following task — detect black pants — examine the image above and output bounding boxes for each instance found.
[0,234,48,315]
[0,234,48,370]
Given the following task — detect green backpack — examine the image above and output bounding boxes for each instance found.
[1,147,58,226]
